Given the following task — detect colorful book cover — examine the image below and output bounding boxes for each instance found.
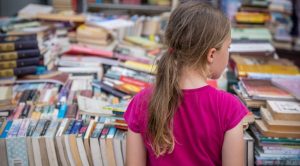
[6,137,29,166]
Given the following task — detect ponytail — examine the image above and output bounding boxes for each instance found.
[147,50,182,157]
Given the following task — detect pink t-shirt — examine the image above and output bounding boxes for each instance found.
[124,85,248,166]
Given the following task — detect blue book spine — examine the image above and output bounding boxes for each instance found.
[58,104,68,118]
[64,120,75,135]
[70,120,83,134]
[0,120,13,138]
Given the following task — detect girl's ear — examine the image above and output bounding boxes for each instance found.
[207,48,216,64]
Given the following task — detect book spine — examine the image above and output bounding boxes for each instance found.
[0,49,40,61]
[0,120,12,138]
[17,119,31,137]
[7,119,22,138]
[120,76,150,87]
[0,57,40,69]
[91,123,104,138]
[66,104,78,119]
[0,41,39,52]
[32,119,47,137]
[97,82,128,99]
[40,120,51,136]
[0,34,38,42]
[70,120,83,134]
[26,119,38,137]
[64,119,76,135]
[58,104,68,119]
[0,66,37,77]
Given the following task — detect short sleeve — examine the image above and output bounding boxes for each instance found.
[124,89,149,133]
[220,92,249,132]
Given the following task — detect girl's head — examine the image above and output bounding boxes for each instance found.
[148,1,231,157]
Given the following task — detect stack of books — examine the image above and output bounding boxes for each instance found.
[234,0,270,25]
[0,19,61,79]
[255,101,300,138]
[269,0,293,50]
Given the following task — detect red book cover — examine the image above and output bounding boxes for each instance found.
[241,78,294,100]
[64,45,114,58]
[120,76,151,88]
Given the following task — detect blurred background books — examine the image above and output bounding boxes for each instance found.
[0,0,299,166]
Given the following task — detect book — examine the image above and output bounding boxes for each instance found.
[0,66,43,78]
[244,131,254,166]
[0,49,41,61]
[113,129,126,166]
[0,86,12,105]
[0,138,8,166]
[121,60,157,74]
[266,101,300,121]
[90,121,105,166]
[0,41,39,52]
[260,107,300,133]
[83,119,96,166]
[76,123,90,166]
[44,119,61,166]
[230,54,300,77]
[55,118,71,166]
[106,127,117,166]
[16,72,69,86]
[255,120,300,139]
[6,137,29,166]
[0,57,40,69]
[64,45,113,58]
[240,79,295,101]
[271,78,300,100]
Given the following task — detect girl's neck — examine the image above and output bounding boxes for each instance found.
[179,67,208,90]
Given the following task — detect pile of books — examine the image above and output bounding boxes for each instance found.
[0,19,61,79]
[269,0,293,50]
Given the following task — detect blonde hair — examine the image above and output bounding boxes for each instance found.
[147,1,230,157]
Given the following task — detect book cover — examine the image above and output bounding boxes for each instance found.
[267,101,300,121]
[241,79,295,100]
[64,45,113,58]
[271,78,300,100]
[6,137,29,166]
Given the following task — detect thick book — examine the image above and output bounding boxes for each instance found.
[0,49,41,61]
[244,131,254,166]
[0,138,8,166]
[6,137,29,166]
[0,41,39,52]
[0,57,40,69]
[90,122,105,166]
[0,66,40,78]
[261,107,300,133]
[255,120,300,139]
[266,101,300,121]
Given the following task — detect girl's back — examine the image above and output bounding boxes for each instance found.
[124,85,248,166]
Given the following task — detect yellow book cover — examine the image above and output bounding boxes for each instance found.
[124,36,160,49]
[122,61,157,74]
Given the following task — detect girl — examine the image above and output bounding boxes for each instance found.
[124,1,248,166]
